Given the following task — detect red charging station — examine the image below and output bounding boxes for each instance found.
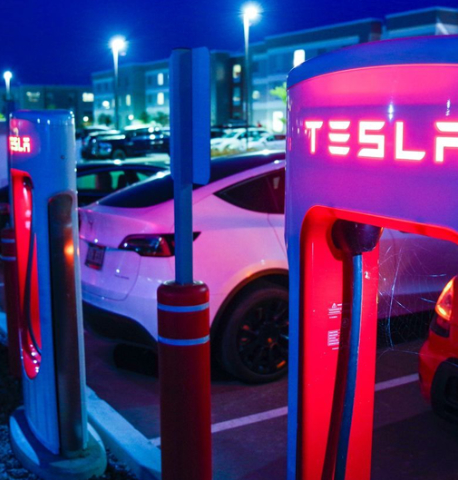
[286,36,458,479]
[7,111,106,479]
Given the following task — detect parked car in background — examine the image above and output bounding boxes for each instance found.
[80,129,120,159]
[260,133,286,151]
[0,160,165,229]
[419,275,458,421]
[82,126,170,160]
[79,150,458,383]
[210,127,270,156]
[76,125,111,140]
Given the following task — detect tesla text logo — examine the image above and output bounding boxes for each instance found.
[304,120,458,163]
[9,136,31,154]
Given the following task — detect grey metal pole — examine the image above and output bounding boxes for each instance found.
[113,49,119,130]
[244,14,250,151]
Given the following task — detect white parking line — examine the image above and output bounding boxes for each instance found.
[149,373,419,446]
[374,373,418,392]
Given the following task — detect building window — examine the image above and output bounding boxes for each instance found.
[126,94,131,106]
[252,90,261,101]
[293,49,306,67]
[83,92,94,102]
[147,94,153,104]
[26,91,40,102]
[272,111,284,133]
[157,73,164,86]
[233,87,241,106]
[233,64,242,81]
[157,92,165,105]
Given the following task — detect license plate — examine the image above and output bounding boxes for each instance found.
[85,243,106,270]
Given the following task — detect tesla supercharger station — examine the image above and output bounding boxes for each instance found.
[286,36,458,480]
[7,111,106,479]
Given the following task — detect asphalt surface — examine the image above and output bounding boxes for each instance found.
[83,325,458,480]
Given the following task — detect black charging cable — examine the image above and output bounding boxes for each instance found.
[23,177,42,356]
[331,221,382,480]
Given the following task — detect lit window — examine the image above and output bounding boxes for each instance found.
[157,92,165,105]
[293,49,306,67]
[233,64,242,80]
[158,73,164,86]
[102,100,110,109]
[126,94,131,106]
[233,87,241,106]
[272,111,284,132]
[82,92,94,102]
[26,91,40,103]
[252,90,261,101]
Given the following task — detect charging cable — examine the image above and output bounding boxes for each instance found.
[332,220,382,480]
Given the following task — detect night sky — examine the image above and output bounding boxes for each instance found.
[2,0,458,86]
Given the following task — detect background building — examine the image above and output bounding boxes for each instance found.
[91,6,458,132]
[0,85,93,127]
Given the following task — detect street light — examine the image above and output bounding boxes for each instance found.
[109,36,127,130]
[242,3,260,150]
[3,71,12,101]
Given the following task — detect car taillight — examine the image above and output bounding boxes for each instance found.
[431,278,455,337]
[118,233,200,257]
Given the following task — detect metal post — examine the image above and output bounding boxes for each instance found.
[113,50,119,130]
[244,14,250,151]
[158,48,212,480]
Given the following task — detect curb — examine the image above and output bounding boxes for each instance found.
[0,312,162,480]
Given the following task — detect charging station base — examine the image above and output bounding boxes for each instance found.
[9,407,107,480]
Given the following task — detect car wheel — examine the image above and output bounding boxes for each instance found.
[220,282,289,383]
[112,149,126,160]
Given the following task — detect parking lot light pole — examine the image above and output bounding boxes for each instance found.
[242,3,260,151]
[110,36,126,131]
[3,71,12,100]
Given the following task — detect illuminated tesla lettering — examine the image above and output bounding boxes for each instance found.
[358,121,385,159]
[304,121,323,153]
[394,122,425,161]
[328,121,350,156]
[9,136,31,153]
[436,122,458,163]
[304,120,458,163]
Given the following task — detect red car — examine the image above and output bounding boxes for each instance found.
[419,276,458,421]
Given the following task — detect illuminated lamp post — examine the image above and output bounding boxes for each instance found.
[242,3,260,150]
[3,71,12,101]
[109,36,127,130]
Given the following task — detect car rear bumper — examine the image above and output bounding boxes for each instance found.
[83,301,157,350]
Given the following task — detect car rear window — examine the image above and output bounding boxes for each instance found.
[99,152,285,209]
[99,172,181,208]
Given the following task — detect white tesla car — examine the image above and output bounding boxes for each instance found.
[79,150,458,383]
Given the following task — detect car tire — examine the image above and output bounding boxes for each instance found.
[112,149,126,160]
[220,281,289,383]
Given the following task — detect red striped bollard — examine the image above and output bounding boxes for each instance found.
[157,281,212,480]
[1,228,22,378]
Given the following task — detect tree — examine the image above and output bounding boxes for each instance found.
[152,111,169,127]
[269,83,287,127]
[269,83,287,104]
[98,114,112,126]
[139,111,151,124]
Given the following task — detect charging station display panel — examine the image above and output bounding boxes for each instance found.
[287,37,458,239]
[286,36,458,480]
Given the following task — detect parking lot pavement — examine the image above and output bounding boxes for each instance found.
[85,327,458,480]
